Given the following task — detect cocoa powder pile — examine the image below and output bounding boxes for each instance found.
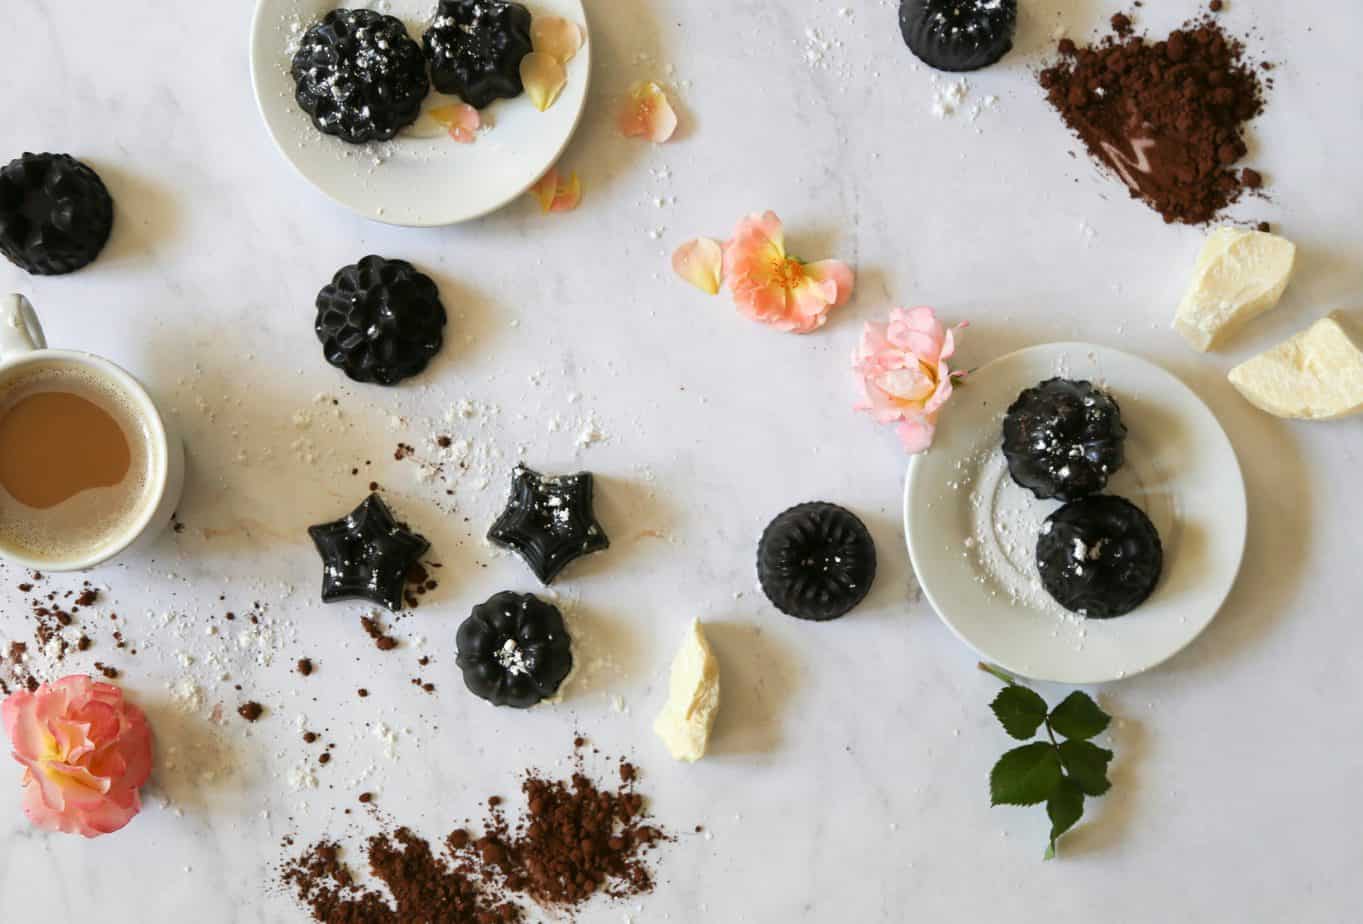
[281,746,672,923]
[1039,10,1268,224]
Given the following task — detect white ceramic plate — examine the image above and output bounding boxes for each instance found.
[250,0,590,226]
[904,343,1247,684]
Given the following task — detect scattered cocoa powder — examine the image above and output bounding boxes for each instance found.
[281,746,674,922]
[1039,11,1268,224]
[361,615,399,651]
[238,701,264,722]
[297,657,314,676]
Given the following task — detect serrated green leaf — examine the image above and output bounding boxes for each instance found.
[990,742,1064,807]
[1048,692,1111,741]
[990,686,1049,740]
[1058,739,1114,797]
[1045,777,1085,860]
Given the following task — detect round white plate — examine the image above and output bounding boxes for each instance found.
[904,343,1247,684]
[250,0,590,226]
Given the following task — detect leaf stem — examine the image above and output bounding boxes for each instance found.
[978,661,1020,686]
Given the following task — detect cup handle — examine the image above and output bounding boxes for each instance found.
[0,294,47,361]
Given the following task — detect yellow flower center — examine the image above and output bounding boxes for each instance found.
[771,257,805,291]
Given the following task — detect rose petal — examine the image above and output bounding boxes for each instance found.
[618,81,678,143]
[428,103,481,143]
[896,416,937,454]
[531,16,584,64]
[530,168,582,213]
[521,52,567,112]
[804,260,854,308]
[671,238,724,295]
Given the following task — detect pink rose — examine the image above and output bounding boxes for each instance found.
[721,211,854,334]
[3,675,153,837]
[853,306,966,453]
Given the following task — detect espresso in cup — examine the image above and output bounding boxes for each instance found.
[0,362,158,564]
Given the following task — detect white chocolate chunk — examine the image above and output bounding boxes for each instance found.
[1229,317,1363,420]
[1174,228,1296,352]
[653,619,720,762]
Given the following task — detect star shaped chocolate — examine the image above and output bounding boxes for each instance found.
[308,493,430,611]
[487,466,609,584]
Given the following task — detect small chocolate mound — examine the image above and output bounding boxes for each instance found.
[1002,378,1127,502]
[291,9,429,144]
[0,153,114,275]
[238,701,264,722]
[1038,12,1267,225]
[456,592,572,709]
[314,255,447,386]
[1037,495,1163,619]
[757,502,877,622]
[899,0,1017,73]
[424,0,534,109]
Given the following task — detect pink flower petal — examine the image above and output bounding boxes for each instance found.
[428,103,481,143]
[530,168,581,213]
[672,237,724,295]
[531,16,584,64]
[896,417,937,454]
[618,81,678,143]
[521,52,567,112]
[804,260,855,308]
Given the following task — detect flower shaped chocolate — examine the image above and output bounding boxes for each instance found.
[487,466,608,584]
[308,494,429,611]
[456,591,573,708]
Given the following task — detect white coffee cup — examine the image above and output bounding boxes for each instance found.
[0,294,185,571]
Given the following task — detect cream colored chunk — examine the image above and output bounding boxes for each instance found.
[1229,317,1363,420]
[1174,228,1296,352]
[653,619,720,762]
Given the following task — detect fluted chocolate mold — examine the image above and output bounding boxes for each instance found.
[899,0,1018,73]
[423,0,533,109]
[0,153,114,275]
[1037,495,1163,619]
[758,502,877,622]
[1003,378,1127,502]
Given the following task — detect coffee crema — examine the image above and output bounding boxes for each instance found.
[0,365,155,564]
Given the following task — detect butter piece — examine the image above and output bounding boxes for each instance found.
[1174,228,1296,352]
[1229,316,1363,420]
[653,619,720,762]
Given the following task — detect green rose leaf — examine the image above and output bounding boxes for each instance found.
[1048,692,1111,740]
[1058,739,1114,797]
[990,742,1064,807]
[990,685,1049,740]
[1044,778,1085,860]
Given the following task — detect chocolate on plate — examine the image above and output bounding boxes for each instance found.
[291,9,429,144]
[424,0,534,109]
[1036,495,1163,619]
[758,502,877,622]
[1003,378,1127,502]
[0,153,114,276]
[456,591,573,708]
[314,255,447,386]
[899,0,1018,73]
[308,493,430,612]
[487,466,609,584]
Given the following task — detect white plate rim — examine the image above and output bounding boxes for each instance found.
[903,342,1248,684]
[248,0,591,227]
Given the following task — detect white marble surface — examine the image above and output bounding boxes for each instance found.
[1,1,1361,921]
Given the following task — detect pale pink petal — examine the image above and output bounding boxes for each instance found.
[531,16,584,63]
[618,82,678,143]
[429,103,480,143]
[804,260,855,307]
[897,416,938,454]
[521,52,567,112]
[672,237,724,295]
[530,168,581,213]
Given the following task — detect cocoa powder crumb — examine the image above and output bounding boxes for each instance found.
[303,731,319,744]
[238,701,264,722]
[297,658,314,676]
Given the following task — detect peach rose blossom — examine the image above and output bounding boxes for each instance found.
[3,675,153,837]
[722,211,854,334]
[853,306,967,453]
